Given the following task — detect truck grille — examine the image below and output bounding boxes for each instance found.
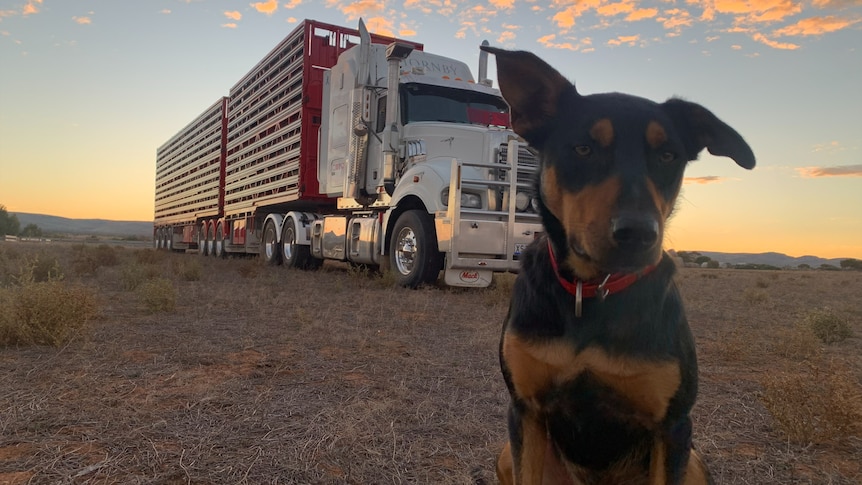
[498,143,538,184]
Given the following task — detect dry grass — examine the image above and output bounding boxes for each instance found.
[761,359,862,445]
[1,243,861,484]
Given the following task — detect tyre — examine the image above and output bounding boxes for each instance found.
[214,222,227,258]
[389,210,442,288]
[198,223,208,256]
[281,217,320,269]
[261,220,281,265]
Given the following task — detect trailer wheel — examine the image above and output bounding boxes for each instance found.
[261,220,281,265]
[281,217,320,269]
[389,210,442,288]
[198,223,208,256]
[214,222,227,258]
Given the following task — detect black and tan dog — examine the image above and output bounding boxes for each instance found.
[481,47,755,484]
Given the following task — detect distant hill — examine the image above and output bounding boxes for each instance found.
[683,250,846,269]
[13,212,152,238]
[6,212,856,267]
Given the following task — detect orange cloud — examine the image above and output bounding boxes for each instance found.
[551,0,603,29]
[405,0,455,16]
[796,164,862,177]
[684,176,727,184]
[251,0,278,15]
[773,15,859,36]
[537,33,578,50]
[224,11,242,21]
[23,0,42,15]
[658,8,694,30]
[489,0,517,9]
[812,0,861,7]
[73,16,91,25]
[365,17,394,36]
[160,9,171,14]
[752,32,800,48]
[607,34,641,46]
[711,0,802,23]
[627,8,659,21]
[597,0,636,17]
[338,0,384,20]
[498,30,516,43]
[222,23,238,29]
[284,0,302,8]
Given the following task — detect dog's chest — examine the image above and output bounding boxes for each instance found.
[502,334,682,424]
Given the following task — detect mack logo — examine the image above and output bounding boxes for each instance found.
[459,270,480,283]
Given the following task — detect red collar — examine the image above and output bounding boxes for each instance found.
[547,239,656,317]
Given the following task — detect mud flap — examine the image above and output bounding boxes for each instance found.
[444,268,493,288]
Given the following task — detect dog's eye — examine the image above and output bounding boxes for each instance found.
[659,151,676,163]
[574,145,592,157]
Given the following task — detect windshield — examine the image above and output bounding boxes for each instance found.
[401,83,510,127]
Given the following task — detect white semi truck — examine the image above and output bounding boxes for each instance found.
[154,19,541,288]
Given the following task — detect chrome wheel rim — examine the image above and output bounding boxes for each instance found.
[394,227,417,276]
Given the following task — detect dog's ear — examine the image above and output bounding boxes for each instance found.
[661,98,756,169]
[481,46,573,146]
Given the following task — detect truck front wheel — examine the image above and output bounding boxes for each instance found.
[389,210,442,288]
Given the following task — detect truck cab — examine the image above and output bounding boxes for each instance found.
[317,21,541,287]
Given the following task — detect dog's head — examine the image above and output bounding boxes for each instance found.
[483,47,755,279]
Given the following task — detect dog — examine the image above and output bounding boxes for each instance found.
[481,46,755,485]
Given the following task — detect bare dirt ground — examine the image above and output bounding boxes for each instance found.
[1,242,860,484]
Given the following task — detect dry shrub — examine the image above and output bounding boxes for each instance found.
[138,277,177,313]
[803,307,852,344]
[177,259,202,281]
[761,359,862,444]
[135,248,164,265]
[743,288,769,304]
[120,264,146,291]
[16,253,63,283]
[0,280,98,346]
[714,327,751,361]
[755,277,769,288]
[236,258,261,279]
[772,324,821,360]
[71,244,120,275]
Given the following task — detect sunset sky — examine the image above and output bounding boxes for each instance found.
[1,0,860,258]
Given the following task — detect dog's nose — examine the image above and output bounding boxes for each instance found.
[611,216,659,251]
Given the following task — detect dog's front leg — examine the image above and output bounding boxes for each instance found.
[499,404,549,485]
[654,417,712,485]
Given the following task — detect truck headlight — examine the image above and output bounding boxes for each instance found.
[441,188,482,209]
[515,191,532,212]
